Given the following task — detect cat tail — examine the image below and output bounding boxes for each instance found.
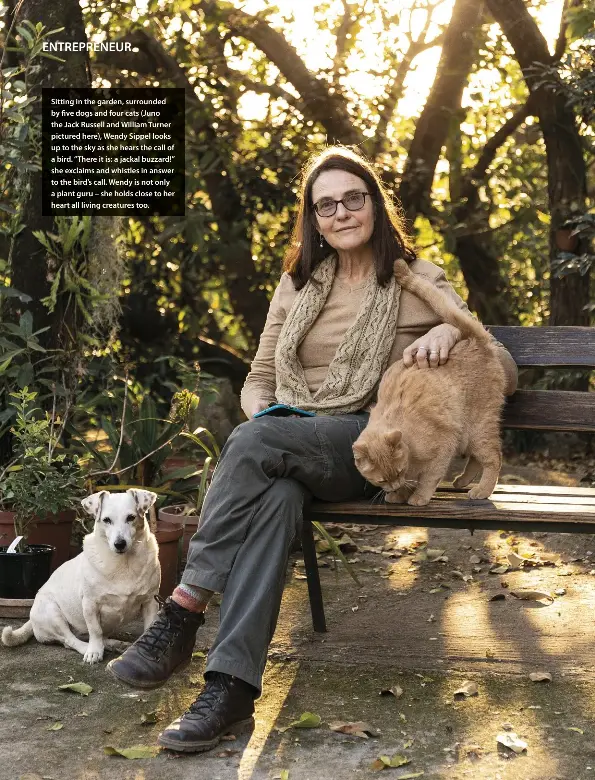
[393,259,491,345]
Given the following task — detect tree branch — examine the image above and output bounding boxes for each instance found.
[237,76,303,111]
[196,0,362,145]
[553,0,570,62]
[470,93,537,183]
[372,33,444,159]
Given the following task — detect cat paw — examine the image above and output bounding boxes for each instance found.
[467,486,491,500]
[453,475,472,488]
[407,494,432,506]
[385,490,408,504]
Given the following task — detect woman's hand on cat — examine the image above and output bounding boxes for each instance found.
[403,324,462,369]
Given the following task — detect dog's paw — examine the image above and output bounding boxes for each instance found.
[83,646,104,664]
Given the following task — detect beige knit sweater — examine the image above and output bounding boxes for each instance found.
[241,258,518,418]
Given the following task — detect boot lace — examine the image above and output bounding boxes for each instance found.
[187,674,227,717]
[134,596,186,660]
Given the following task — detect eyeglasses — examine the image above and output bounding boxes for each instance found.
[313,191,370,218]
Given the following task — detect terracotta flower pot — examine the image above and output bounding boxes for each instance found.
[158,505,200,562]
[155,518,183,599]
[0,510,76,572]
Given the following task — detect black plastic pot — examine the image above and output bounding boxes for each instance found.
[0,544,55,599]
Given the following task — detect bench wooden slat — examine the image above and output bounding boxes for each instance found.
[488,326,595,367]
[500,389,595,432]
[438,493,595,506]
[310,497,595,525]
[438,484,595,497]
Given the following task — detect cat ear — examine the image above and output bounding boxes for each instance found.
[385,429,402,445]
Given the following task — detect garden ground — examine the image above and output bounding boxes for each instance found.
[2,451,595,780]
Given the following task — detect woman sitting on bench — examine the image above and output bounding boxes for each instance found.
[107,145,518,754]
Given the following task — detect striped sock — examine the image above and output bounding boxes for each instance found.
[172,583,213,613]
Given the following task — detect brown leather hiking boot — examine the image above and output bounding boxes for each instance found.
[157,671,257,752]
[107,597,204,689]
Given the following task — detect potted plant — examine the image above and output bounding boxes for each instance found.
[75,384,219,596]
[0,387,85,606]
[158,450,217,561]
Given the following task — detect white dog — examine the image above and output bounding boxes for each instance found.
[1,489,161,664]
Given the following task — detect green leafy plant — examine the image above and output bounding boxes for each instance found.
[0,387,85,550]
[76,383,220,511]
[1,20,65,235]
[0,308,51,439]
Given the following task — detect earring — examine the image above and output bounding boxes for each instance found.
[319,233,324,248]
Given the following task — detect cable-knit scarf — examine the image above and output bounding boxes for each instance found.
[274,255,401,415]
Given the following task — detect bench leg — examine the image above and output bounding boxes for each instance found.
[301,518,327,633]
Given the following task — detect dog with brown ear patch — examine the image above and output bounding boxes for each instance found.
[2,489,161,664]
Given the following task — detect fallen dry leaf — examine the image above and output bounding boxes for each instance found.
[280,712,321,732]
[529,671,552,683]
[370,753,411,771]
[57,682,93,696]
[453,681,479,698]
[490,564,509,575]
[104,745,161,759]
[496,732,528,753]
[328,721,377,739]
[413,547,443,562]
[507,552,527,568]
[510,589,554,604]
[566,727,584,735]
[360,545,383,554]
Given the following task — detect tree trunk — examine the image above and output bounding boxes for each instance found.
[450,100,538,325]
[485,0,589,326]
[8,0,90,349]
[104,29,270,349]
[398,0,485,225]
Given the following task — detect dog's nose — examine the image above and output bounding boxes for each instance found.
[114,539,127,552]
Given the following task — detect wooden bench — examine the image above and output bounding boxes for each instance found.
[301,326,595,632]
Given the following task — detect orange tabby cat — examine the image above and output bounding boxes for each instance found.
[352,259,506,506]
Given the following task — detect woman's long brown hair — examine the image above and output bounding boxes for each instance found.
[283,146,416,289]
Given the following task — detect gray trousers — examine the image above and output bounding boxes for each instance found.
[181,412,370,692]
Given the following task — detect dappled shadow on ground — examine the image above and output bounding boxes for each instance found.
[2,457,595,778]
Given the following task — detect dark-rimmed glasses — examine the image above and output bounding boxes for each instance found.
[313,191,370,218]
